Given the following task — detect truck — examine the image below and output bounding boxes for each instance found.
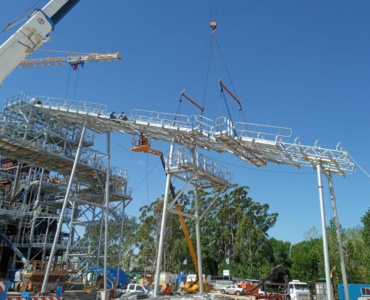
[286,280,311,300]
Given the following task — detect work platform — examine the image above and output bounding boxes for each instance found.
[4,92,354,176]
[164,147,233,189]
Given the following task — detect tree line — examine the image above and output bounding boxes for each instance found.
[87,184,370,285]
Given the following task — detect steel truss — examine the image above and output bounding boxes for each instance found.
[3,92,354,176]
[1,92,356,299]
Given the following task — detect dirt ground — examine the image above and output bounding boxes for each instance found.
[209,290,257,299]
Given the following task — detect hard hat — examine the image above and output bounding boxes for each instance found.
[112,111,115,113]
[121,111,125,114]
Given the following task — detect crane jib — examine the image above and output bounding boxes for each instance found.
[50,0,81,25]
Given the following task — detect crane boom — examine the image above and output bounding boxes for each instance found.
[16,53,122,68]
[0,0,80,86]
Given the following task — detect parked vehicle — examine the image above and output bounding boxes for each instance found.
[126,283,163,297]
[286,280,310,300]
[259,286,266,295]
[221,284,248,295]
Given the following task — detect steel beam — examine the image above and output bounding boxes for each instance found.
[327,174,349,300]
[104,131,111,292]
[154,137,175,297]
[200,187,226,220]
[40,123,87,294]
[194,186,204,293]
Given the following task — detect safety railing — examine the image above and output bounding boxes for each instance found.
[43,192,65,202]
[19,172,67,186]
[0,201,25,214]
[0,119,128,182]
[164,147,233,184]
[215,116,292,142]
[130,109,215,134]
[4,92,108,117]
[0,187,12,198]
[24,260,79,273]
[124,214,136,226]
[188,115,215,135]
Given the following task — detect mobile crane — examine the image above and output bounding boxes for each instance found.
[131,134,211,293]
[0,0,80,87]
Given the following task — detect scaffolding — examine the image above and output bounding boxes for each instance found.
[0,93,135,294]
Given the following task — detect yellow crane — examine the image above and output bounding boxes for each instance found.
[16,51,122,69]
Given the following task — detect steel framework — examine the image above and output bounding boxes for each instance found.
[0,92,355,300]
[0,93,135,295]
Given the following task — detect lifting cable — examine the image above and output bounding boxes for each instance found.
[1,0,42,33]
[65,67,72,99]
[202,33,214,113]
[72,68,80,100]
[214,35,248,125]
[213,30,249,135]
[176,34,213,117]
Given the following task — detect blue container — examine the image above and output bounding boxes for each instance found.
[338,284,370,300]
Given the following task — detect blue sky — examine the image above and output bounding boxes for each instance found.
[1,0,369,245]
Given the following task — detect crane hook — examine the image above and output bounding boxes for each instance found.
[210,21,217,33]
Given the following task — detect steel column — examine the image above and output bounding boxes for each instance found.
[154,137,175,297]
[104,131,111,292]
[40,123,87,294]
[316,164,333,300]
[28,168,45,259]
[93,207,105,292]
[116,201,126,287]
[327,174,349,300]
[65,200,77,260]
[194,186,204,293]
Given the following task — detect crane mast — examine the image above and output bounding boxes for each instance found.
[0,0,80,87]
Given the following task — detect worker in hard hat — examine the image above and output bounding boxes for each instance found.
[118,111,128,121]
[110,111,117,119]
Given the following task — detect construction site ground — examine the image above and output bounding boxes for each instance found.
[208,290,257,299]
[6,290,256,300]
[6,290,95,300]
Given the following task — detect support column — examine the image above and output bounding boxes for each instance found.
[64,200,77,260]
[103,132,111,294]
[93,208,105,293]
[42,218,52,260]
[40,123,87,294]
[327,174,349,300]
[28,168,45,259]
[10,165,20,200]
[194,186,204,293]
[116,201,126,288]
[316,164,333,300]
[154,137,175,297]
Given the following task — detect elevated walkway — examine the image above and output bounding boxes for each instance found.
[3,92,353,176]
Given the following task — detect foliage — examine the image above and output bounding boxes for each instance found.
[79,187,370,287]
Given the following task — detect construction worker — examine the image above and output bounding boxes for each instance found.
[110,111,117,119]
[118,111,128,121]
[164,283,171,295]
